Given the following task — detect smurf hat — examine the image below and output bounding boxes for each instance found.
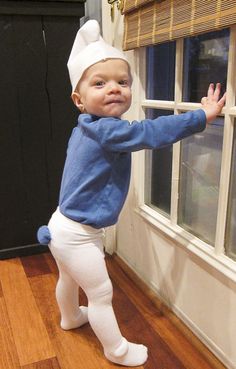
[67,19,129,92]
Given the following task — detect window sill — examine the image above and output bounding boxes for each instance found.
[136,204,236,283]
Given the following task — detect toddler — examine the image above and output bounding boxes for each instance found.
[37,19,226,367]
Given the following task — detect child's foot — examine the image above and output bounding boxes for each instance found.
[60,306,88,330]
[105,338,148,367]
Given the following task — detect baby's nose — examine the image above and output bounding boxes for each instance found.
[108,81,121,93]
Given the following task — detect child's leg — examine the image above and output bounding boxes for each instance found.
[61,244,148,367]
[48,209,148,366]
[55,260,88,330]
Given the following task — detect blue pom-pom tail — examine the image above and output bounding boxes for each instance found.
[37,225,51,245]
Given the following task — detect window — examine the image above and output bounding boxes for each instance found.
[183,29,229,102]
[225,128,236,261]
[145,109,173,216]
[146,42,176,101]
[178,29,229,245]
[145,42,175,216]
[179,118,224,245]
[143,26,236,265]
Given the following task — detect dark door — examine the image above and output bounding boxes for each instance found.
[0,1,85,258]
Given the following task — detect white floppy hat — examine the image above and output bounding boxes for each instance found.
[67,19,129,92]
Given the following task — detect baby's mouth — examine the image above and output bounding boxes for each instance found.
[106,99,122,104]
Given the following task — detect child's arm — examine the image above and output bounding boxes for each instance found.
[200,83,226,123]
[80,83,226,152]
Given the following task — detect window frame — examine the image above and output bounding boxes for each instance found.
[136,25,236,282]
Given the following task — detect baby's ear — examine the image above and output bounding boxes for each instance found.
[71,92,84,112]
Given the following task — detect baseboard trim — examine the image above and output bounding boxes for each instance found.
[0,244,49,260]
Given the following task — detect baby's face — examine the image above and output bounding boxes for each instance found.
[74,59,132,118]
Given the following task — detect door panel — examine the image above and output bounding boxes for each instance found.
[0,5,84,257]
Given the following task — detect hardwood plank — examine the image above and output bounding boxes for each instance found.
[111,279,185,369]
[21,357,60,369]
[0,295,20,369]
[0,258,55,366]
[0,280,3,297]
[9,252,226,369]
[107,255,227,369]
[21,253,51,277]
[29,272,138,369]
[44,253,59,275]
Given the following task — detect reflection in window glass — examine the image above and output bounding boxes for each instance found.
[178,118,224,245]
[146,42,176,100]
[183,28,229,103]
[145,109,173,216]
[226,128,236,261]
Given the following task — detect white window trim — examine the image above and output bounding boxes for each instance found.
[135,26,236,283]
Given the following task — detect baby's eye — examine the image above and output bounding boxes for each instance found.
[94,80,105,87]
[119,80,129,86]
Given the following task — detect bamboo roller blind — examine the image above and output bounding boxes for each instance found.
[122,0,236,50]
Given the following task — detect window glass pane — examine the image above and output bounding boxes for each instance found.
[225,126,236,261]
[183,28,229,103]
[178,118,224,245]
[146,42,176,100]
[145,109,173,216]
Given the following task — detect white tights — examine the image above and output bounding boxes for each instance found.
[48,209,148,367]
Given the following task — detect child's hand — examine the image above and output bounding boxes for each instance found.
[201,83,226,123]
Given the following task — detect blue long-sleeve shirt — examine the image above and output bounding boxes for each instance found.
[59,110,206,228]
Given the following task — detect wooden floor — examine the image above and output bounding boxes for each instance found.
[0,251,227,369]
